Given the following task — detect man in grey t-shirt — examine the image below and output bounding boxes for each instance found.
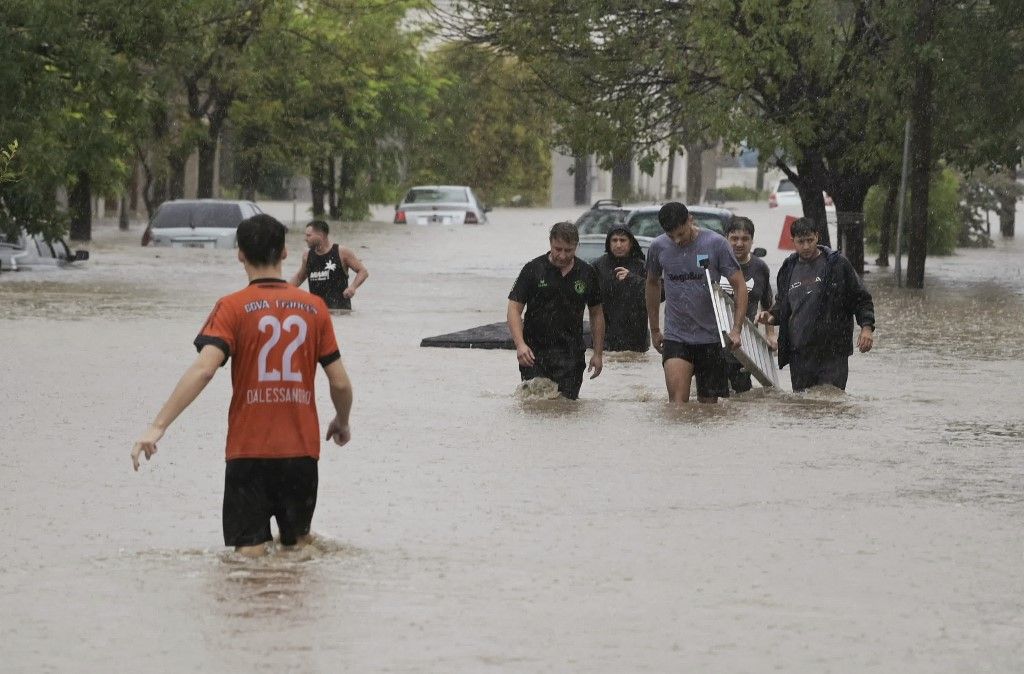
[644,202,748,404]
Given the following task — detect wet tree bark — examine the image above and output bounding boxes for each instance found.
[69,171,92,242]
[337,154,353,219]
[906,0,936,289]
[611,152,632,201]
[119,195,129,231]
[328,156,339,219]
[167,151,187,201]
[999,167,1016,237]
[665,146,676,200]
[196,137,217,199]
[573,154,590,205]
[685,144,703,203]
[310,159,325,217]
[876,182,899,267]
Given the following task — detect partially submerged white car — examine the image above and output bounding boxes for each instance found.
[393,185,490,225]
[142,199,262,249]
[0,229,89,272]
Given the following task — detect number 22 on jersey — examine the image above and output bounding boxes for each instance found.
[257,315,308,382]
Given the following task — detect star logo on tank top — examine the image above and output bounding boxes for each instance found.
[324,260,337,272]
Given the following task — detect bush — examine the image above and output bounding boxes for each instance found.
[705,185,765,202]
[863,167,961,256]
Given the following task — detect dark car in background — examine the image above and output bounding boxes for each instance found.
[574,199,628,234]
[574,201,733,238]
[141,199,262,249]
[623,204,732,237]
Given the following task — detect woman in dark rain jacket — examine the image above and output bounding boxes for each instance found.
[593,226,650,352]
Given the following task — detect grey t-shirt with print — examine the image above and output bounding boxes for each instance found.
[646,229,741,344]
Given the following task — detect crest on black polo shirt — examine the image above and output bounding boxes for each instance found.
[574,280,586,294]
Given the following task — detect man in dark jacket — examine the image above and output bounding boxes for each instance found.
[758,217,875,391]
[593,226,649,352]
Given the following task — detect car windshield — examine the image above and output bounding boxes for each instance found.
[403,187,468,204]
[152,203,243,229]
[576,241,605,263]
[628,211,726,237]
[777,179,796,192]
[576,209,625,234]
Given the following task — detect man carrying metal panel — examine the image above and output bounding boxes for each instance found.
[644,202,748,404]
[720,216,776,393]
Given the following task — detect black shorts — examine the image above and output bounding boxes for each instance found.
[789,350,849,392]
[223,457,318,547]
[662,340,730,399]
[520,351,586,400]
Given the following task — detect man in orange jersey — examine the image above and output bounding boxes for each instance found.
[131,214,353,557]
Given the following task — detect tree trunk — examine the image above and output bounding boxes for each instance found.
[685,145,703,203]
[327,156,339,219]
[906,0,936,289]
[69,171,92,242]
[196,136,217,199]
[611,152,632,201]
[830,175,873,272]
[665,146,676,200]
[337,154,351,218]
[755,162,765,192]
[310,159,325,217]
[792,154,831,247]
[128,162,139,214]
[999,166,1017,238]
[876,181,899,267]
[573,154,590,205]
[119,194,129,231]
[168,151,187,200]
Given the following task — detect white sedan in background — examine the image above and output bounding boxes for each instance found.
[769,178,835,211]
[393,185,490,225]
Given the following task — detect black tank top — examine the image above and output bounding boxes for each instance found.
[306,244,350,310]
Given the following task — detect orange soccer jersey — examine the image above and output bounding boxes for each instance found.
[195,279,340,460]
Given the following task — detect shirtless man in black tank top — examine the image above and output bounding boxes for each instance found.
[290,220,369,311]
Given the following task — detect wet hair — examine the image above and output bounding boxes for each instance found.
[307,220,329,235]
[549,221,579,244]
[657,202,689,232]
[725,216,755,237]
[237,214,286,266]
[790,217,818,239]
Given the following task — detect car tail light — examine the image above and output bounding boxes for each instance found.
[464,211,479,224]
[394,210,406,224]
[768,193,778,208]
[141,226,152,246]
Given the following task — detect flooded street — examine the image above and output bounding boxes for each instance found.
[2,203,1022,672]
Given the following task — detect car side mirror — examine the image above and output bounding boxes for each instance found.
[73,250,90,262]
[394,204,399,211]
[753,247,767,258]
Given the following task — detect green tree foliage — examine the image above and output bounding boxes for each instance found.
[224,0,438,219]
[864,168,960,256]
[0,0,151,240]
[405,43,553,206]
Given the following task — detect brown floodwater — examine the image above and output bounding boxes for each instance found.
[1,203,1022,672]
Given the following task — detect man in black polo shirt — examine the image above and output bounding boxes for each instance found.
[507,222,605,400]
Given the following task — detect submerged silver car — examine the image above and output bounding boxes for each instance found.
[142,199,263,249]
[394,185,490,225]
